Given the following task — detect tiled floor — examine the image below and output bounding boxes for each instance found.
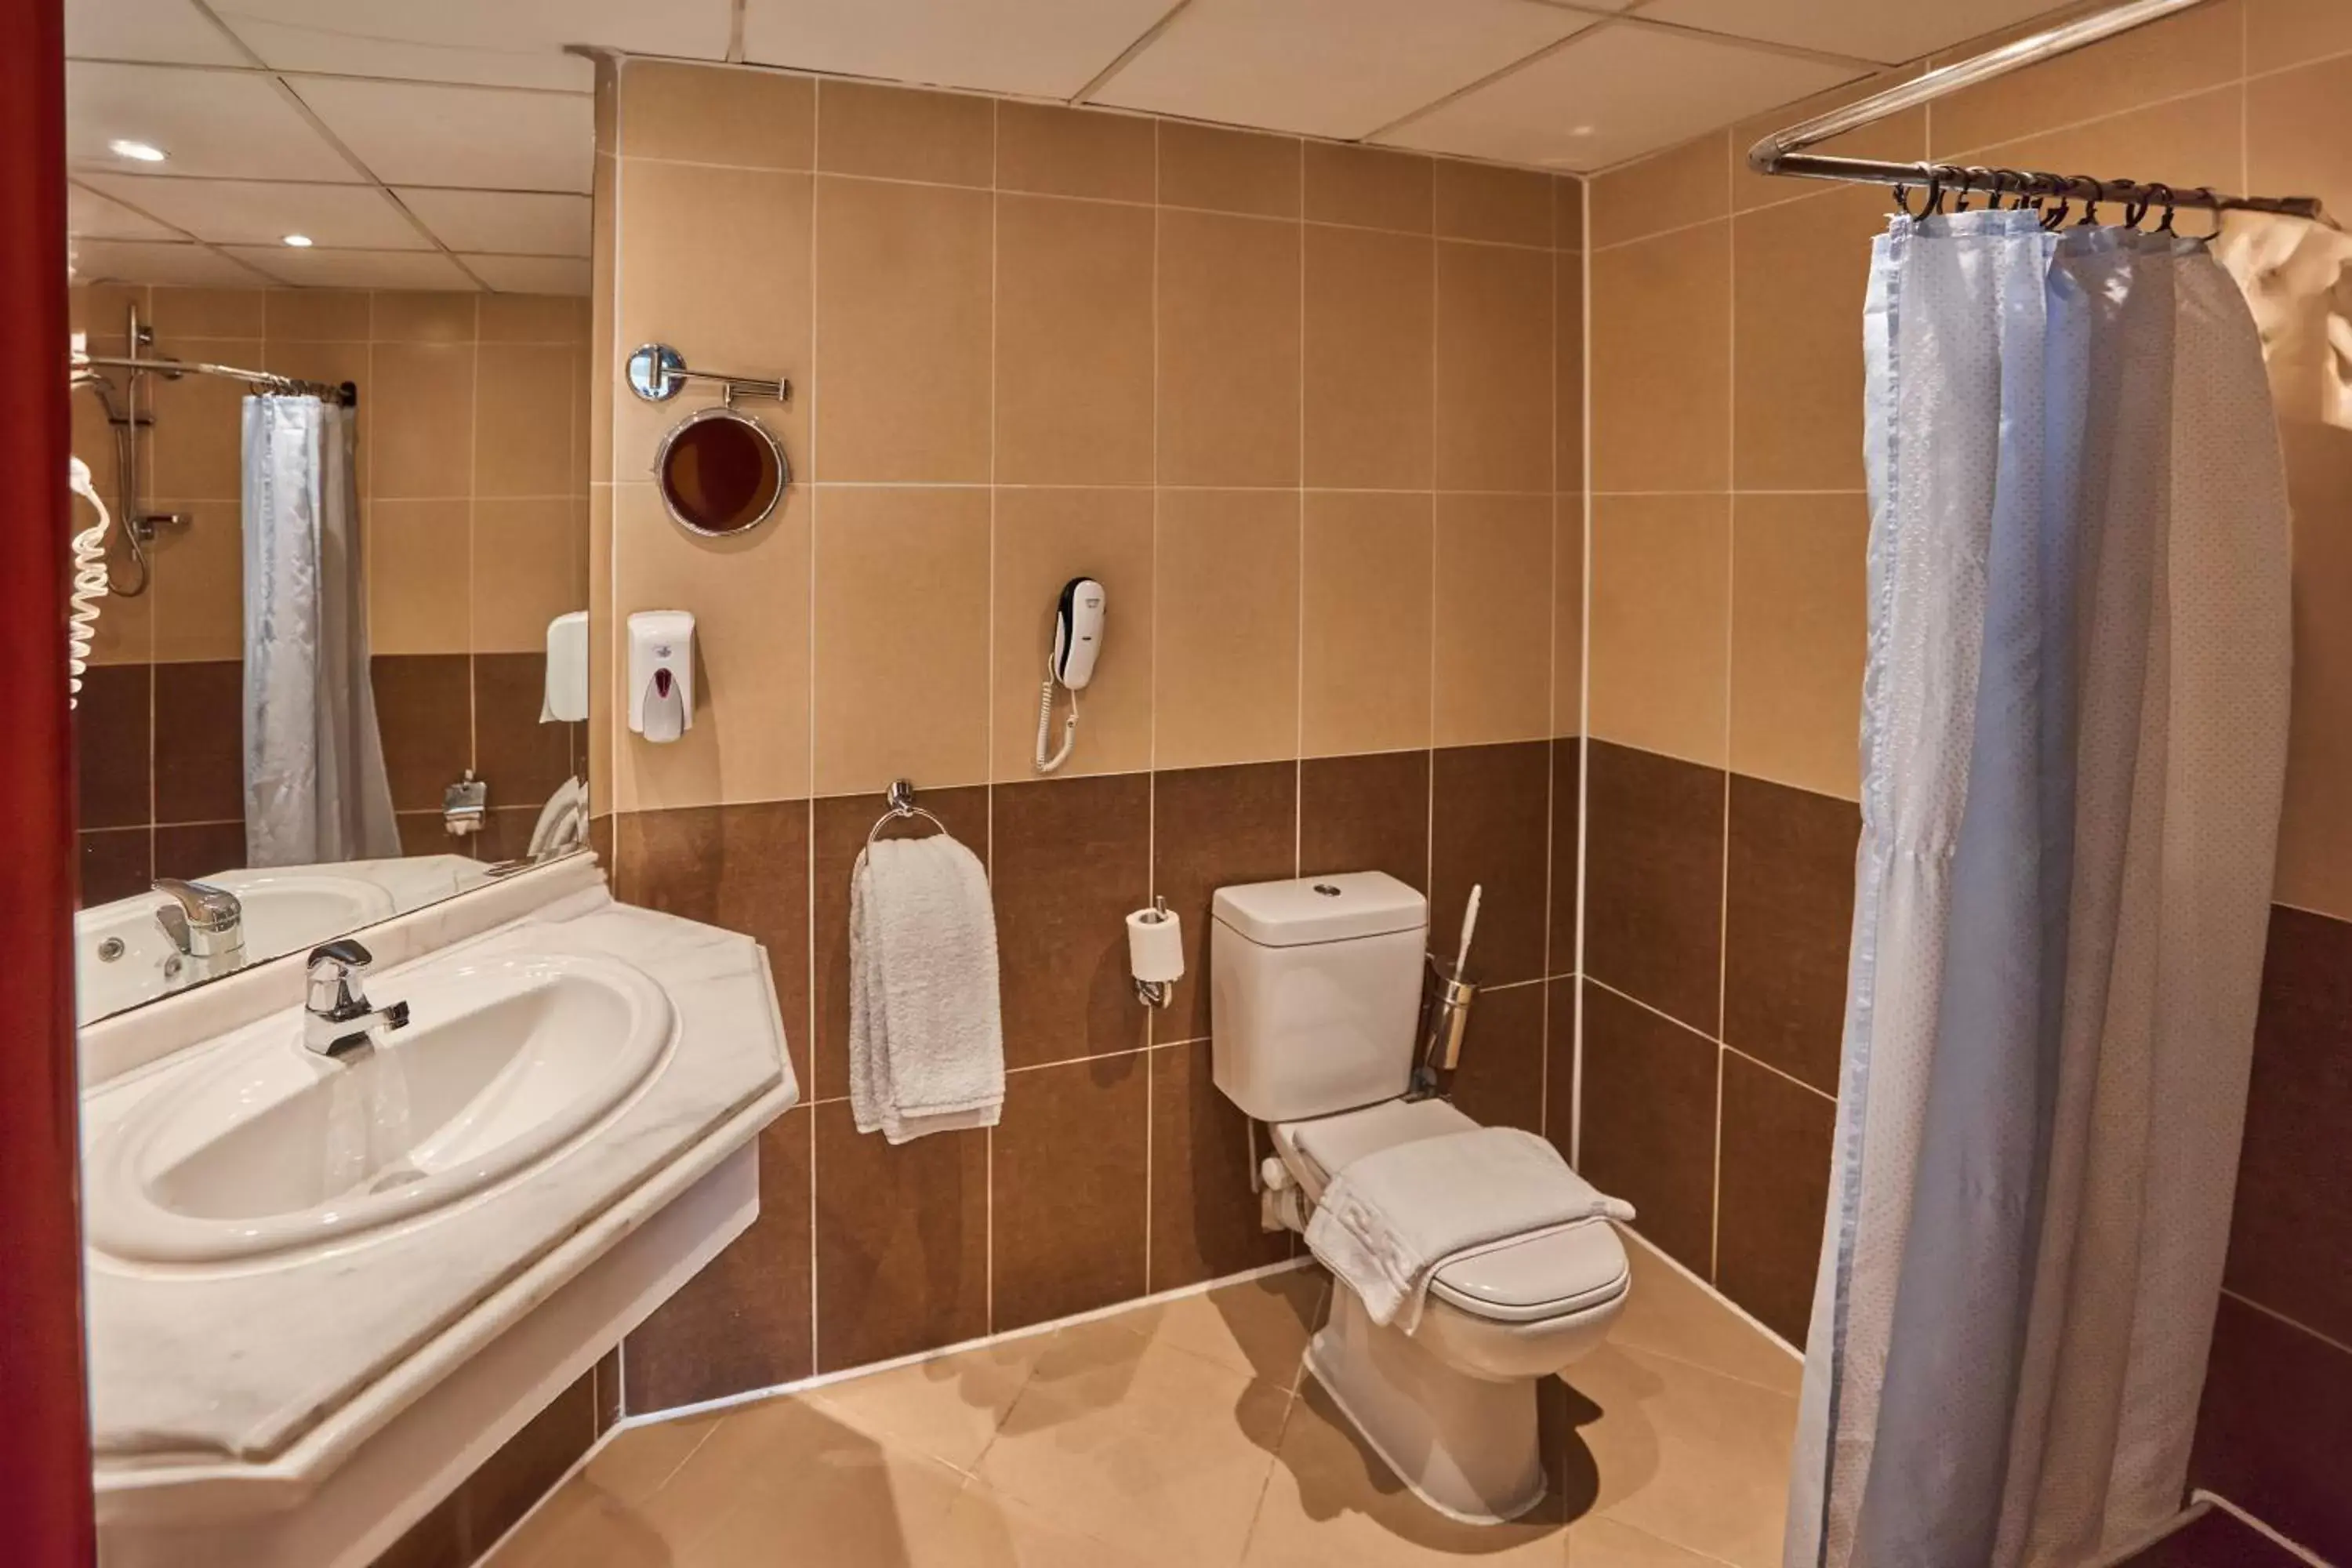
[489,1235,1802,1568]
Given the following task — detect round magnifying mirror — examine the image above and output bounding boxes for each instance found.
[653,407,789,537]
[626,343,687,403]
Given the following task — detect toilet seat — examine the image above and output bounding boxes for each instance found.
[1272,1098,1632,1324]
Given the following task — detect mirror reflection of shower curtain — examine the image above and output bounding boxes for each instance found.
[241,395,400,866]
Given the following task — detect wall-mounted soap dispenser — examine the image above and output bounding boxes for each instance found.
[627,610,695,743]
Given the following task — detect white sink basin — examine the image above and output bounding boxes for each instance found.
[85,953,674,1265]
[77,869,401,1025]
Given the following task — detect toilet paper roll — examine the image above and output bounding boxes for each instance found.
[1126,906,1185,985]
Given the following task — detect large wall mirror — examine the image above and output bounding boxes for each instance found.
[66,136,593,1024]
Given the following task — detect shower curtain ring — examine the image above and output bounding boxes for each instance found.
[2072,176,2104,226]
[2122,184,2154,228]
[2147,183,2178,232]
[2188,187,2223,240]
[1920,169,1944,215]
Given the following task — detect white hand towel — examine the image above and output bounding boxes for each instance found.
[848,833,1005,1143]
[1303,1126,1635,1334]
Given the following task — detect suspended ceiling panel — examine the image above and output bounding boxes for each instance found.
[80,175,428,250]
[742,0,1177,100]
[225,245,479,290]
[289,78,596,193]
[212,0,731,91]
[1090,0,1602,141]
[1380,21,1863,172]
[65,0,246,67]
[67,183,177,241]
[69,238,269,288]
[67,62,357,183]
[1639,0,2071,68]
[393,189,592,258]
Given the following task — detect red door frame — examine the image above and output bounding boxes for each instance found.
[1,0,97,1563]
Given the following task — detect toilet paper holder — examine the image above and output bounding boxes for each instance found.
[1131,895,1178,1010]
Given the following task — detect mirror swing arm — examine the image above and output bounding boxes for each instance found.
[627,343,795,539]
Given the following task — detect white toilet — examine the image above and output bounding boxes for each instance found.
[1210,870,1631,1525]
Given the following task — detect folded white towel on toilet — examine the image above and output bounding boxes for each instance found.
[848,833,1004,1143]
[1303,1126,1635,1334]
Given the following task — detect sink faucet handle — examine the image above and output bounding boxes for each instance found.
[306,938,376,1014]
[153,877,241,931]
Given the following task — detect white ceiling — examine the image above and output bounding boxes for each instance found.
[66,0,2080,296]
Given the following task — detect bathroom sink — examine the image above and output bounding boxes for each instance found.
[85,953,675,1265]
[76,869,401,1024]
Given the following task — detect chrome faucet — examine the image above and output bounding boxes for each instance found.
[304,939,411,1058]
[153,878,245,978]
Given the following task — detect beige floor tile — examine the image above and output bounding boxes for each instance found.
[906,1479,1174,1568]
[1558,1343,1796,1568]
[1610,1238,1803,1396]
[804,1336,1048,1474]
[1566,1515,1734,1566]
[1114,1269,1327,1389]
[982,1321,1290,1568]
[576,1408,726,1508]
[487,1475,677,1567]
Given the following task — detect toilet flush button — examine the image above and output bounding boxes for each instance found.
[1312,884,1341,897]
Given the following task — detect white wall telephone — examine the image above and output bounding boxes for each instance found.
[1035,576,1105,774]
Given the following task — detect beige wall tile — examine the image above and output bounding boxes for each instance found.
[1971,88,2244,227]
[621,59,813,169]
[147,287,264,339]
[996,102,1154,201]
[1730,70,1923,215]
[70,282,141,346]
[1732,183,1886,494]
[1555,495,1583,739]
[1592,132,1727,250]
[1158,122,1300,218]
[2249,0,2352,73]
[1435,241,1552,492]
[476,343,577,496]
[992,488,1154,780]
[612,481,811,809]
[591,150,616,486]
[813,176,992,482]
[374,291,478,344]
[475,496,587,655]
[1301,491,1432,757]
[1154,488,1300,769]
[263,288,370,343]
[1558,251,1584,496]
[1435,160,1552,247]
[85,554,151,665]
[615,160,811,483]
[1304,143,1432,233]
[587,484,613,815]
[1592,223,1729,494]
[1156,209,1301,487]
[1304,223,1432,490]
[2249,54,2352,222]
[1728,494,1864,801]
[815,79,992,187]
[812,487,991,795]
[2274,424,2352,920]
[479,293,587,343]
[371,341,476,499]
[1588,494,1730,767]
[1433,493,1552,747]
[995,194,1153,485]
[370,499,473,655]
[148,499,241,664]
[1928,0,2242,157]
[148,340,258,500]
[1556,176,1584,251]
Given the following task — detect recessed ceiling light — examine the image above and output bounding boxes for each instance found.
[1568,125,1596,138]
[107,139,167,163]
[282,234,314,248]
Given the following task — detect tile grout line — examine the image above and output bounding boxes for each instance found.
[984,92,1000,1341]
[804,73,823,1381]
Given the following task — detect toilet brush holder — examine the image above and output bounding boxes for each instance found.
[1418,956,1476,1077]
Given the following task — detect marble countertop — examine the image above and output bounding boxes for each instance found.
[82,888,793,1469]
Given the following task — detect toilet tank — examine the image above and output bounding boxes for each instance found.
[1210,872,1428,1123]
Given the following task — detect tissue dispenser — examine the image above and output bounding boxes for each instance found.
[627,610,695,743]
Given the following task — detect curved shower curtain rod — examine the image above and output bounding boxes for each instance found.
[70,347,355,406]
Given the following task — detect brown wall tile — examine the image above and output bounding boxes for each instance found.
[1448,979,1546,1137]
[1434,241,1552,492]
[993,1054,1149,1330]
[615,799,812,1090]
[1722,776,1856,1097]
[2225,906,2352,1346]
[1584,741,1723,1033]
[154,821,244,884]
[1158,122,1300,218]
[1590,223,1729,493]
[75,662,150,829]
[371,654,474,815]
[1300,749,1429,892]
[1304,224,1432,489]
[992,773,1151,1069]
[1150,1040,1291,1290]
[1301,491,1432,757]
[81,829,151,908]
[1152,760,1298,1038]
[1153,488,1300,770]
[1433,492,1552,747]
[474,652,575,807]
[814,1100,990,1372]
[2190,1294,2352,1563]
[621,59,814,169]
[623,1109,813,1410]
[991,487,1155,781]
[815,79,993,186]
[151,659,242,825]
[1549,735,1580,976]
[2124,1508,2307,1568]
[994,194,1154,485]
[996,101,1154,201]
[1435,160,1552,247]
[1577,980,1719,1277]
[1431,740,1552,986]
[1714,1051,1833,1346]
[813,176,993,482]
[1544,977,1576,1157]
[1305,142,1432,233]
[1156,209,1301,487]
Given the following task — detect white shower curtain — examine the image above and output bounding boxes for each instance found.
[1786,212,2293,1568]
[242,394,400,867]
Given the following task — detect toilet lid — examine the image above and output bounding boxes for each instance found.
[1276,1098,1632,1324]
